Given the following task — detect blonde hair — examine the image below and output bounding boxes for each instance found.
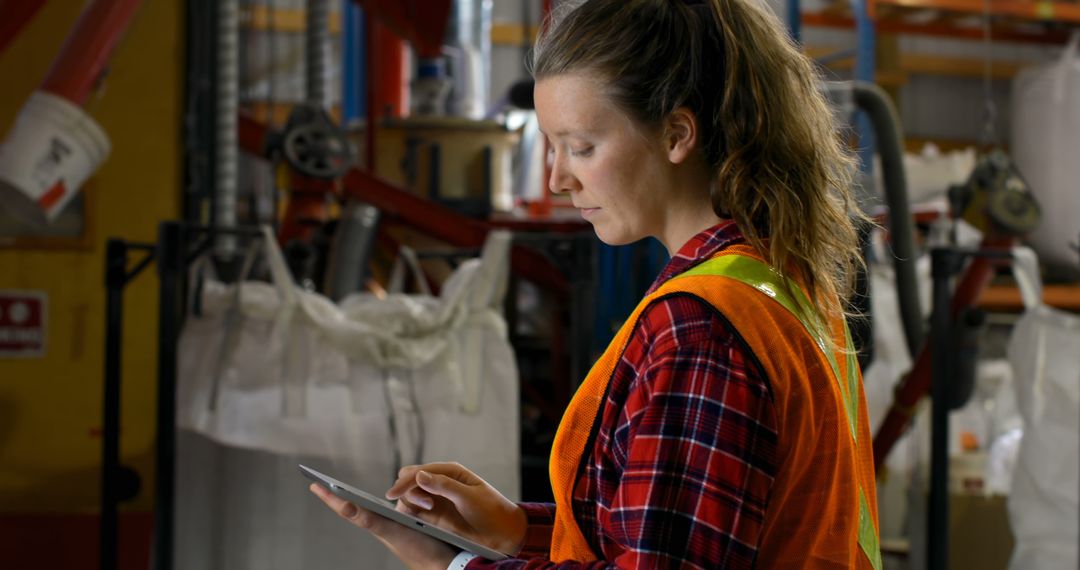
[532,0,864,318]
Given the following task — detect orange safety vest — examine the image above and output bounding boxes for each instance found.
[548,245,882,569]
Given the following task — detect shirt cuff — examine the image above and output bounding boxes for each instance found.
[516,502,556,558]
[447,551,479,570]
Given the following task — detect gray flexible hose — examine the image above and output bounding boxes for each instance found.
[215,0,239,259]
[324,201,381,301]
[306,0,329,108]
[852,80,925,357]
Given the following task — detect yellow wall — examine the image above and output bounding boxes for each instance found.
[0,0,182,512]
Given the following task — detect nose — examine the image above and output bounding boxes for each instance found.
[547,151,579,195]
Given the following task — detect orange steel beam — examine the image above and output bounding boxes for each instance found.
[874,0,1080,22]
[802,11,1072,43]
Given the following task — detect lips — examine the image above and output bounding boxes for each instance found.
[579,207,600,219]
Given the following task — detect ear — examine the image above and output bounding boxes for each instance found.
[664,107,699,164]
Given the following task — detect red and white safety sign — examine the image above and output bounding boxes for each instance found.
[0,290,47,358]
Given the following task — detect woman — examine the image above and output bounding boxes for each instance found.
[312,0,881,567]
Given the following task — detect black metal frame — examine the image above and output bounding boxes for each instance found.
[101,221,263,570]
[926,245,1011,570]
[181,0,220,224]
[102,240,155,570]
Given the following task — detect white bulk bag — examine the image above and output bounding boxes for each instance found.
[1007,247,1080,570]
[175,229,520,570]
[331,231,519,497]
[177,227,364,459]
[178,228,518,474]
[1011,33,1080,272]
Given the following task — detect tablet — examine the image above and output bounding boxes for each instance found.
[299,464,510,561]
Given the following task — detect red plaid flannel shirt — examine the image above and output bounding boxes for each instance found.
[469,221,779,569]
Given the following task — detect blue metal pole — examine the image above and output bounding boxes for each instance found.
[787,0,802,43]
[341,0,364,122]
[852,0,877,174]
[594,242,617,348]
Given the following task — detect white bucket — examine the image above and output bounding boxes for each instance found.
[0,90,111,227]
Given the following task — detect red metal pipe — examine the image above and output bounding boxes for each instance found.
[370,20,408,120]
[342,168,571,301]
[238,110,267,157]
[278,173,335,244]
[364,14,377,172]
[872,237,1013,473]
[352,0,453,59]
[0,0,47,57]
[40,0,143,105]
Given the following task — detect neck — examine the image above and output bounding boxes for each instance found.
[658,163,724,256]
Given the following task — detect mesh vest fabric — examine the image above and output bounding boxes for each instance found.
[547,245,881,568]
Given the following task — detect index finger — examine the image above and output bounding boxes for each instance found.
[386,462,475,499]
[386,465,424,499]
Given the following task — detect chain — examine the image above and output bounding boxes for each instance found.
[980,0,999,146]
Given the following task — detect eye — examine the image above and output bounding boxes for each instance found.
[571,146,593,158]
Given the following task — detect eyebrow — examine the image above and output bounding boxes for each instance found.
[540,126,602,138]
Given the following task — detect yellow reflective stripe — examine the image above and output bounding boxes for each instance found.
[860,489,884,570]
[679,255,857,438]
[843,324,860,443]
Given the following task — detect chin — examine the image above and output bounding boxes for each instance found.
[593,227,640,247]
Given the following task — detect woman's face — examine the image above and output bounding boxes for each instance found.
[534,73,675,247]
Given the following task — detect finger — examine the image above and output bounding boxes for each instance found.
[398,464,423,478]
[417,462,477,481]
[310,484,374,528]
[415,470,473,506]
[395,492,436,516]
[395,499,421,517]
[388,462,480,500]
[386,465,424,499]
[402,488,435,510]
[407,462,479,484]
[310,482,348,511]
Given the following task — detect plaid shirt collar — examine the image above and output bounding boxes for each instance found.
[646,220,745,296]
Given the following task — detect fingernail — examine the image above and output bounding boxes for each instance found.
[417,470,432,484]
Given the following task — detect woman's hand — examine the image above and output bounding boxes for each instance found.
[309,483,456,570]
[387,462,527,556]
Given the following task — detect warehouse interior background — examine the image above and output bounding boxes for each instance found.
[0,0,1077,568]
